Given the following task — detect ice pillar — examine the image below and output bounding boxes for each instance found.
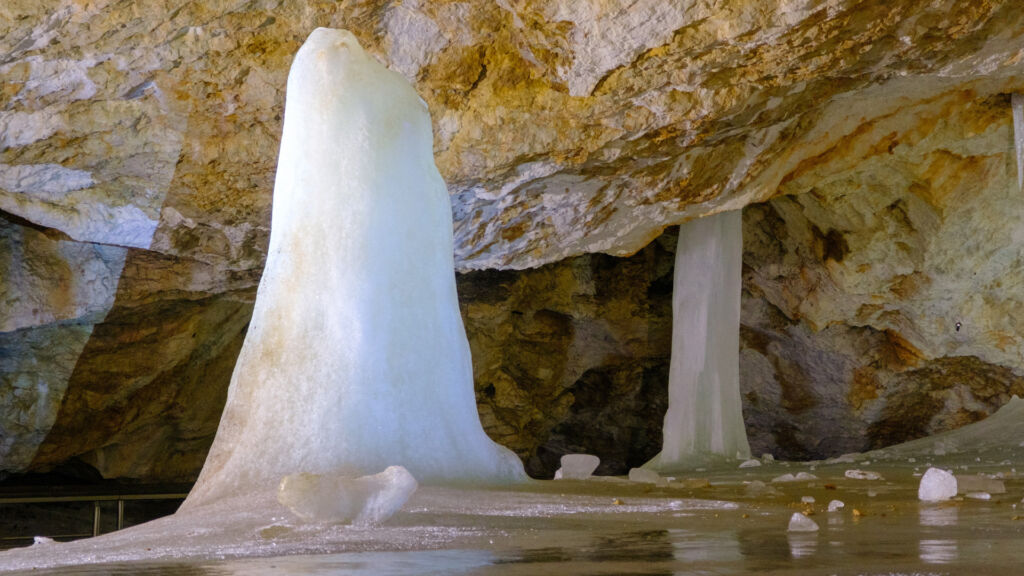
[185,29,524,508]
[1013,93,1024,192]
[646,210,750,472]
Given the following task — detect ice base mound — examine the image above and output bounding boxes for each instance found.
[278,466,418,525]
[868,395,1024,463]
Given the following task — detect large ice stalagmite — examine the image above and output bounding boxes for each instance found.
[645,210,750,472]
[184,28,524,508]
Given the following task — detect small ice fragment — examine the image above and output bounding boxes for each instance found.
[277,465,418,525]
[918,467,957,502]
[966,492,991,500]
[788,512,820,532]
[744,480,779,497]
[801,496,815,504]
[629,467,663,484]
[554,468,563,479]
[32,536,55,545]
[560,454,600,479]
[908,458,917,463]
[739,459,762,468]
[867,490,878,498]
[772,472,817,482]
[762,453,775,463]
[955,474,1006,495]
[845,469,883,481]
[827,500,845,512]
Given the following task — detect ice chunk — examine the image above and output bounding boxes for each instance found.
[761,453,775,463]
[955,474,1006,495]
[787,512,819,532]
[31,536,55,546]
[845,469,883,481]
[801,496,815,504]
[646,211,751,472]
[965,492,991,501]
[744,480,781,497]
[628,467,665,485]
[183,28,525,508]
[918,468,957,502]
[560,454,600,479]
[827,500,845,512]
[772,472,818,483]
[278,465,418,526]
[739,459,762,468]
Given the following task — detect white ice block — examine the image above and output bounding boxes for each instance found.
[560,454,600,479]
[787,512,819,532]
[918,468,957,502]
[628,467,664,484]
[845,469,883,481]
[278,465,418,525]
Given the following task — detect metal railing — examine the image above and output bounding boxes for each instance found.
[0,487,190,543]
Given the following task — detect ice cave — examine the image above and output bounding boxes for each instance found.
[3,3,1024,575]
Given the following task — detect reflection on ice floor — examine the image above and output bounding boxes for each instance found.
[7,397,1024,575]
[6,470,1024,575]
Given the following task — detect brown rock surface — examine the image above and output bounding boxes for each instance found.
[740,91,1024,458]
[2,0,1024,479]
[459,231,675,477]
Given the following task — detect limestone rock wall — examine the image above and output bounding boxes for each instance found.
[740,91,1024,459]
[458,232,675,478]
[2,0,1024,479]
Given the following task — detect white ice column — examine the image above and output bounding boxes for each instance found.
[184,28,524,508]
[646,210,750,472]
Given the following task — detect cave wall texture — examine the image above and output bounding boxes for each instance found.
[3,0,1024,480]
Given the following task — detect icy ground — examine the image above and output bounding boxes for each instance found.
[4,398,1024,574]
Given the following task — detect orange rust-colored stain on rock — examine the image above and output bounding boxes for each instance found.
[880,330,924,371]
[848,366,880,411]
[910,149,996,211]
[500,220,531,243]
[778,120,880,188]
[889,273,930,299]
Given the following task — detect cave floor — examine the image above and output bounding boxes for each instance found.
[3,455,1024,575]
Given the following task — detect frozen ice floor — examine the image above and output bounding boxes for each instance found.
[7,398,1024,574]
[4,460,1024,575]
